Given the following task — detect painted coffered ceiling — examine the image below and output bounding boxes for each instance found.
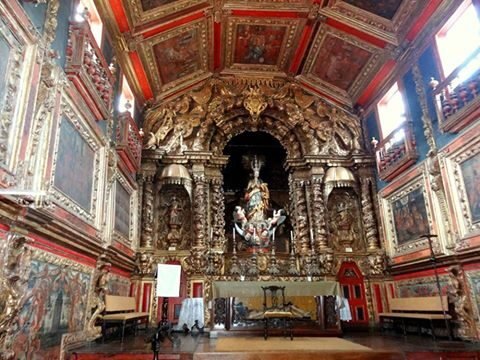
[95,0,447,109]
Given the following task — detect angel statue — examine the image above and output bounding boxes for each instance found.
[233,155,286,251]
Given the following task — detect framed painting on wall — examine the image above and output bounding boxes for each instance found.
[441,127,480,244]
[378,172,439,258]
[391,187,430,245]
[50,92,104,226]
[111,173,138,247]
[459,152,480,224]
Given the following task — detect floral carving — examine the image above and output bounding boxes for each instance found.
[0,233,32,360]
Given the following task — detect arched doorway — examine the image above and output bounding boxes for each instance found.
[337,262,369,326]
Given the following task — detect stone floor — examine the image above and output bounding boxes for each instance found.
[68,329,480,360]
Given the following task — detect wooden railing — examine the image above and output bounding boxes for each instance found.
[65,20,115,121]
[431,48,480,133]
[116,111,142,172]
[375,124,418,181]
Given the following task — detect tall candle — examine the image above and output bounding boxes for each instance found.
[233,227,235,241]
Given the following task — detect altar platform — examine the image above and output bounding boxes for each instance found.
[67,331,480,360]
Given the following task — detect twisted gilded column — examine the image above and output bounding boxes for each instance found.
[360,177,380,250]
[311,175,328,250]
[140,173,155,248]
[290,175,309,255]
[193,173,207,248]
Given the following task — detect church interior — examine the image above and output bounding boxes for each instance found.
[0,0,480,359]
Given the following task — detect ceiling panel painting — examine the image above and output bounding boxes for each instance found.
[233,25,286,66]
[153,29,202,84]
[137,18,212,98]
[300,24,384,105]
[123,0,207,28]
[141,0,178,12]
[224,0,312,10]
[312,34,371,91]
[341,0,403,20]
[225,17,305,74]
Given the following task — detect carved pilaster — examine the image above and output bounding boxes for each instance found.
[412,63,436,152]
[311,175,328,250]
[140,174,154,248]
[360,177,380,250]
[293,179,309,255]
[0,233,32,360]
[193,174,207,248]
[414,63,454,249]
[210,177,226,251]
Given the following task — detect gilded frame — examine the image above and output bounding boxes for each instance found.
[137,17,212,99]
[49,91,106,227]
[441,126,480,242]
[111,171,139,248]
[299,23,385,106]
[0,2,42,178]
[378,171,438,258]
[223,16,306,75]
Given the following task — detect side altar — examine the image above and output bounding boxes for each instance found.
[211,280,341,335]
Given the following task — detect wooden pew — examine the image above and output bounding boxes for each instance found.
[379,296,452,340]
[102,295,149,343]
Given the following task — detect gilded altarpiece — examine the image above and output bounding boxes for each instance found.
[140,78,382,331]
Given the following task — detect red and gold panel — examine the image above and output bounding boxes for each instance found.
[122,0,209,29]
[341,0,402,20]
[319,0,429,45]
[299,23,384,105]
[311,33,370,91]
[223,0,312,10]
[137,17,212,98]
[224,16,306,75]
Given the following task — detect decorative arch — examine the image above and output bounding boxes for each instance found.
[142,78,365,158]
[210,112,305,158]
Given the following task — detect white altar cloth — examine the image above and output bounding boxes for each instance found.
[175,298,204,330]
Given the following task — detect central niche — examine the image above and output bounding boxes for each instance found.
[223,131,291,255]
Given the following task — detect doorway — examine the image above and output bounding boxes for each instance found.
[337,261,369,326]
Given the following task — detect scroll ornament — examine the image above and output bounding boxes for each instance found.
[0,233,32,360]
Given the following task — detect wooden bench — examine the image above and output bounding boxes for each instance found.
[102,295,149,343]
[379,296,452,340]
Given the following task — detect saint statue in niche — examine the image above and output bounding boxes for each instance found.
[166,195,183,249]
[233,155,286,251]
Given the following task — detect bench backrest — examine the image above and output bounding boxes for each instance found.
[105,295,136,313]
[390,296,448,312]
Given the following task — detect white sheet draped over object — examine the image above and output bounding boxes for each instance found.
[336,296,352,321]
[175,298,204,330]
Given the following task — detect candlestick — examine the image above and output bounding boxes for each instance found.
[233,227,235,241]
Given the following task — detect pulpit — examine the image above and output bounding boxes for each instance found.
[212,281,341,336]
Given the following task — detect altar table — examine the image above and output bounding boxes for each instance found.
[211,281,341,334]
[213,280,339,298]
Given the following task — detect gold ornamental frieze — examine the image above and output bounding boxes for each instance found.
[143,78,366,159]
